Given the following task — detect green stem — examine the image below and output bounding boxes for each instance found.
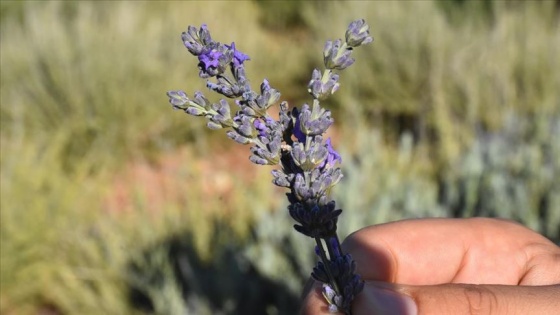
[314,237,341,295]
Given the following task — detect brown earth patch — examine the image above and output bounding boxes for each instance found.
[104,143,260,215]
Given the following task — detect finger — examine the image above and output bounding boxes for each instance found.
[405,283,560,315]
[342,217,556,285]
[300,280,325,315]
[361,282,560,315]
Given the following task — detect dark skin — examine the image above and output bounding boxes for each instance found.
[301,218,560,315]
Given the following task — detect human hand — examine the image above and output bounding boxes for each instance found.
[301,218,560,314]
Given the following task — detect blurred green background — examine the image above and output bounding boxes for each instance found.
[1,1,559,314]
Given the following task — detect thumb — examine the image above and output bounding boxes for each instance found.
[354,282,560,315]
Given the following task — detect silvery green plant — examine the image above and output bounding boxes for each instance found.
[167,19,373,314]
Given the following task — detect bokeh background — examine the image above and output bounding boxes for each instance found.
[1,1,559,314]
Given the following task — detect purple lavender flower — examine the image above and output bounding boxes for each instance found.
[271,169,294,188]
[206,75,247,98]
[181,24,213,55]
[328,237,342,258]
[320,138,342,169]
[237,80,281,117]
[255,79,281,110]
[287,166,342,205]
[250,135,282,165]
[294,102,334,138]
[308,69,340,100]
[197,44,232,78]
[166,90,189,109]
[254,118,267,138]
[226,129,251,145]
[324,39,355,70]
[291,139,328,171]
[345,19,373,47]
[288,200,342,238]
[199,49,222,69]
[226,42,250,67]
[322,284,341,313]
[232,113,256,138]
[208,99,234,127]
[293,114,306,143]
[313,254,365,313]
[253,117,276,138]
[167,20,372,315]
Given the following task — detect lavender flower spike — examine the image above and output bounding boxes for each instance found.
[166,19,373,315]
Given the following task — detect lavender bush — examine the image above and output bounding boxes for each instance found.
[167,20,373,314]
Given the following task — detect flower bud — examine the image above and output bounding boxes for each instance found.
[345,19,373,48]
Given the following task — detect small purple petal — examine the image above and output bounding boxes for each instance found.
[261,79,271,92]
[226,42,250,67]
[315,245,321,257]
[320,138,342,169]
[198,49,222,70]
[329,237,341,258]
[293,116,306,143]
[254,119,266,137]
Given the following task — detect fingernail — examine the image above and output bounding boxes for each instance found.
[355,282,418,315]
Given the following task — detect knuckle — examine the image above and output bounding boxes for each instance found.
[523,243,560,285]
[462,285,501,315]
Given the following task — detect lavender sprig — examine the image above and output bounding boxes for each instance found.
[167,19,372,314]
